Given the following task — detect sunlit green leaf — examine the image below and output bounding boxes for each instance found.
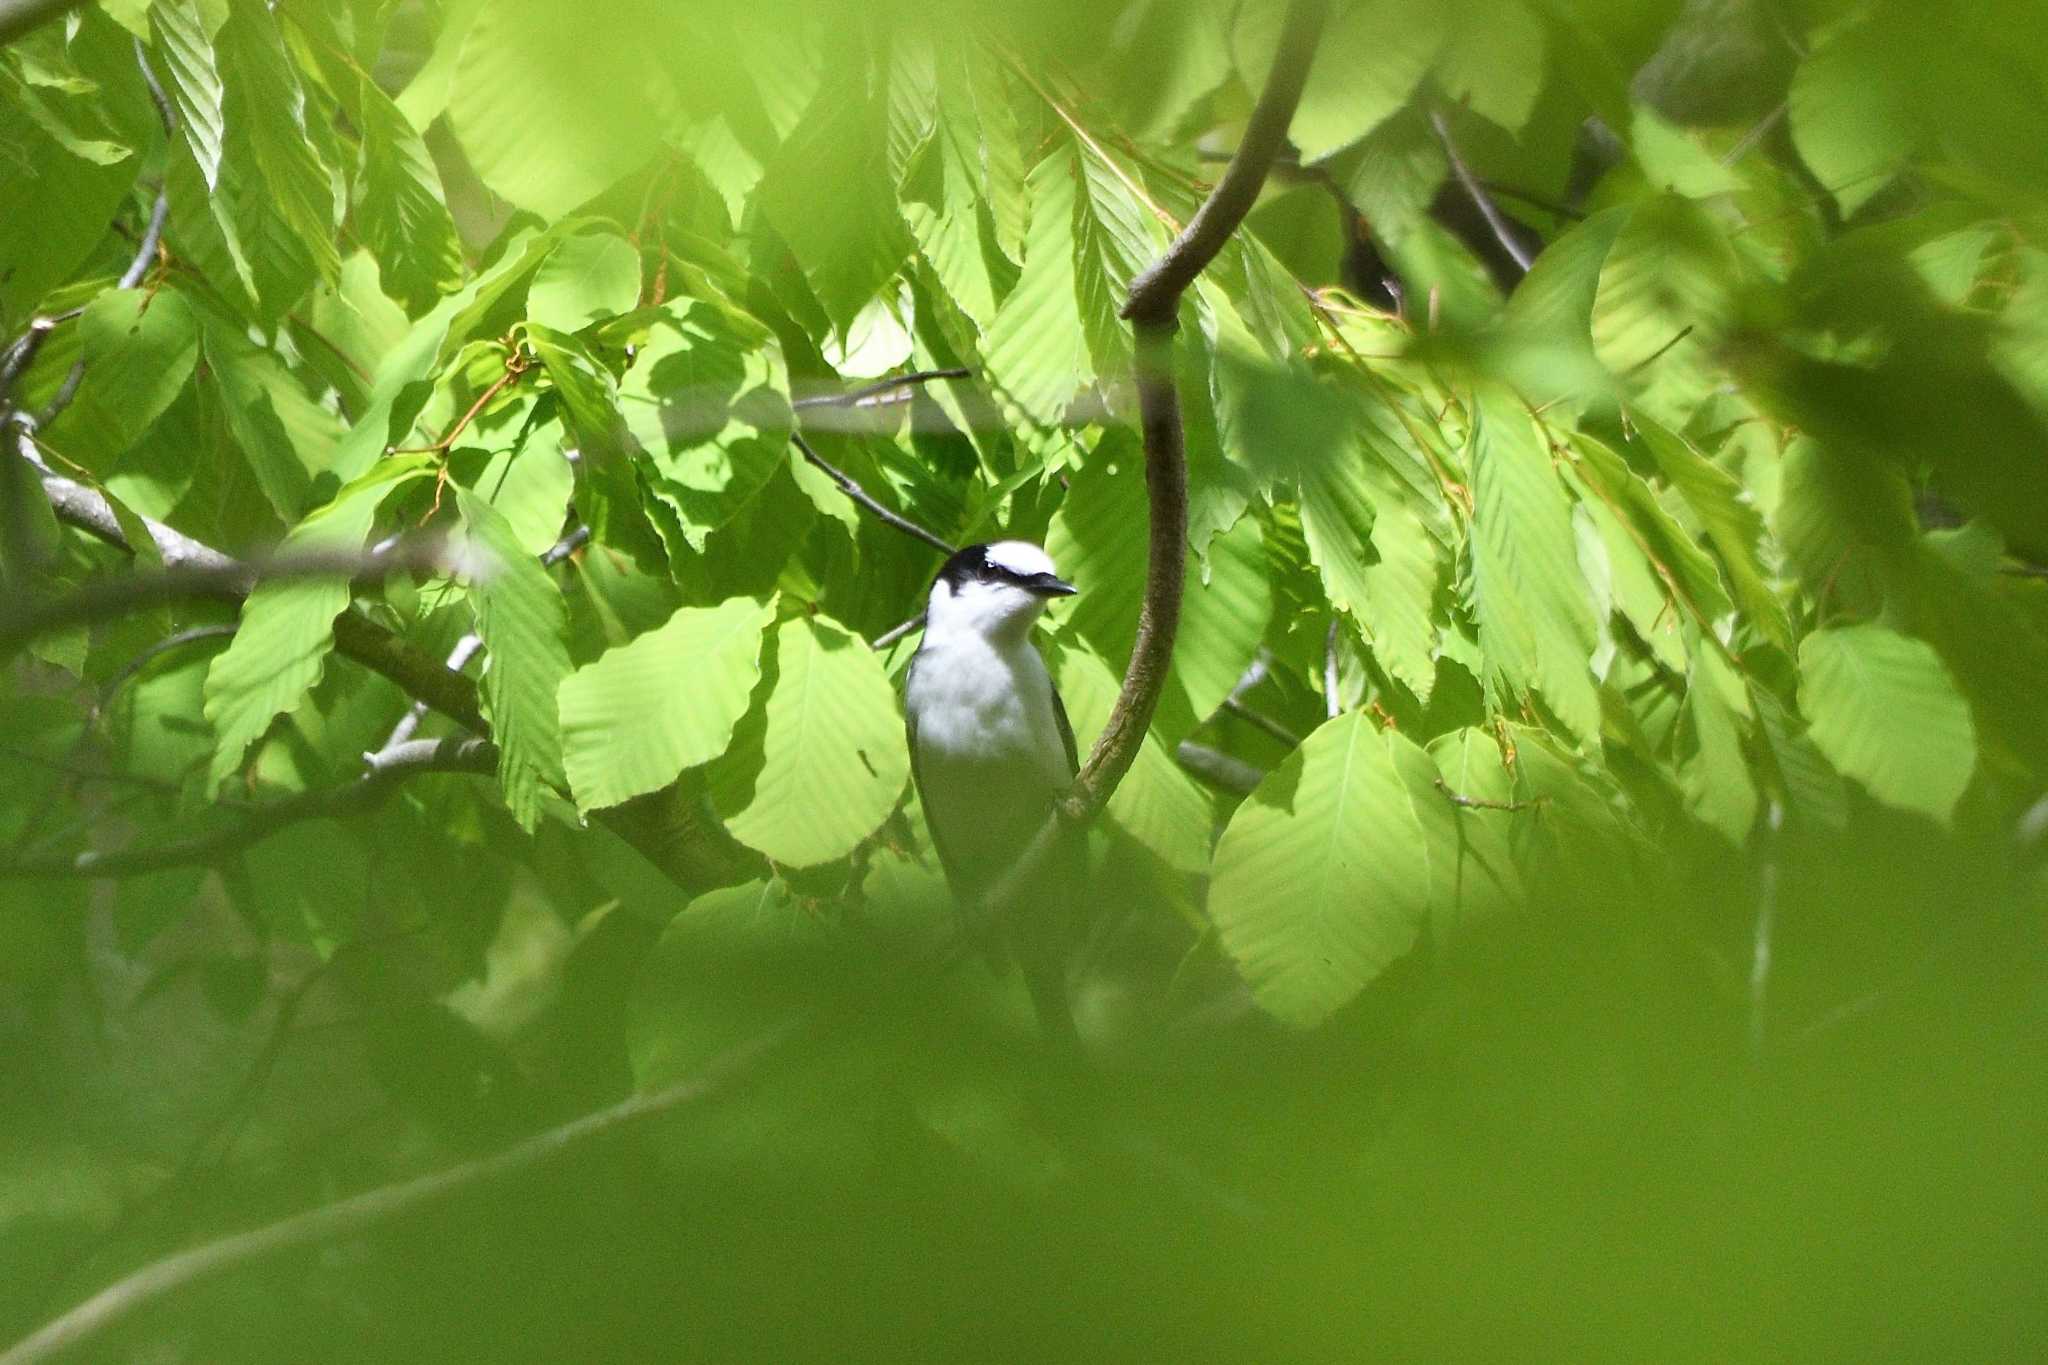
[458,487,573,830]
[716,614,910,868]
[202,456,434,794]
[1210,713,1433,1028]
[558,595,775,813]
[1799,623,1977,825]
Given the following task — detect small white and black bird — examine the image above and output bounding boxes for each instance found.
[904,540,1086,1049]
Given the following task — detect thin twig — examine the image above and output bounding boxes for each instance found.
[95,624,237,703]
[1223,698,1301,748]
[871,613,924,650]
[788,432,956,555]
[1623,324,1696,375]
[1428,109,1535,274]
[1323,619,1342,718]
[790,367,971,411]
[388,352,531,454]
[1432,778,1547,813]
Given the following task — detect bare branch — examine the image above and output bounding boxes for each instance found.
[1429,109,1535,275]
[986,0,1327,915]
[871,613,924,650]
[0,539,471,658]
[378,634,482,751]
[1222,698,1301,748]
[1120,0,1328,326]
[1174,741,1263,795]
[540,524,591,567]
[788,431,956,555]
[1432,778,1547,813]
[0,738,496,880]
[790,367,971,411]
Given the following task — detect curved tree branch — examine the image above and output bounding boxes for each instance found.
[988,0,1327,908]
[1120,0,1328,327]
[789,431,956,555]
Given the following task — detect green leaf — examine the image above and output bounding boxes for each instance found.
[715,614,910,869]
[528,232,642,333]
[1625,414,1792,651]
[1209,713,1433,1028]
[1798,623,1977,825]
[558,596,774,813]
[353,71,464,313]
[50,288,200,466]
[1049,639,1212,874]
[1590,193,1740,420]
[217,0,339,286]
[753,57,914,333]
[615,302,792,551]
[1467,394,1600,743]
[202,456,434,794]
[1072,144,1166,381]
[200,307,340,518]
[1247,0,1446,163]
[0,97,133,326]
[1681,646,1758,843]
[150,0,227,190]
[457,487,573,830]
[1048,438,1272,739]
[527,323,662,560]
[1339,105,1448,250]
[1433,0,1547,132]
[1788,20,1915,218]
[982,143,1092,425]
[445,0,662,215]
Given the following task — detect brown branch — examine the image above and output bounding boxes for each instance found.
[0,540,469,658]
[387,352,531,454]
[31,463,755,891]
[1120,0,1328,327]
[1174,741,1263,796]
[987,0,1327,914]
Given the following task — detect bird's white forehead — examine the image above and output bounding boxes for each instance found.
[982,540,1058,578]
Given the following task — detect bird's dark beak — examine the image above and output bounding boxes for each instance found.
[1031,573,1078,597]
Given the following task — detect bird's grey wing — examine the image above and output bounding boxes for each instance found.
[1049,674,1079,777]
[904,654,966,891]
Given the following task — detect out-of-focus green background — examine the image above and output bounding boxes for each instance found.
[3,0,2045,1358]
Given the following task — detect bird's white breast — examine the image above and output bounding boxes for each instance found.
[906,633,1069,790]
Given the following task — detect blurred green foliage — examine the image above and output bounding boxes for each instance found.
[3,0,2046,1358]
